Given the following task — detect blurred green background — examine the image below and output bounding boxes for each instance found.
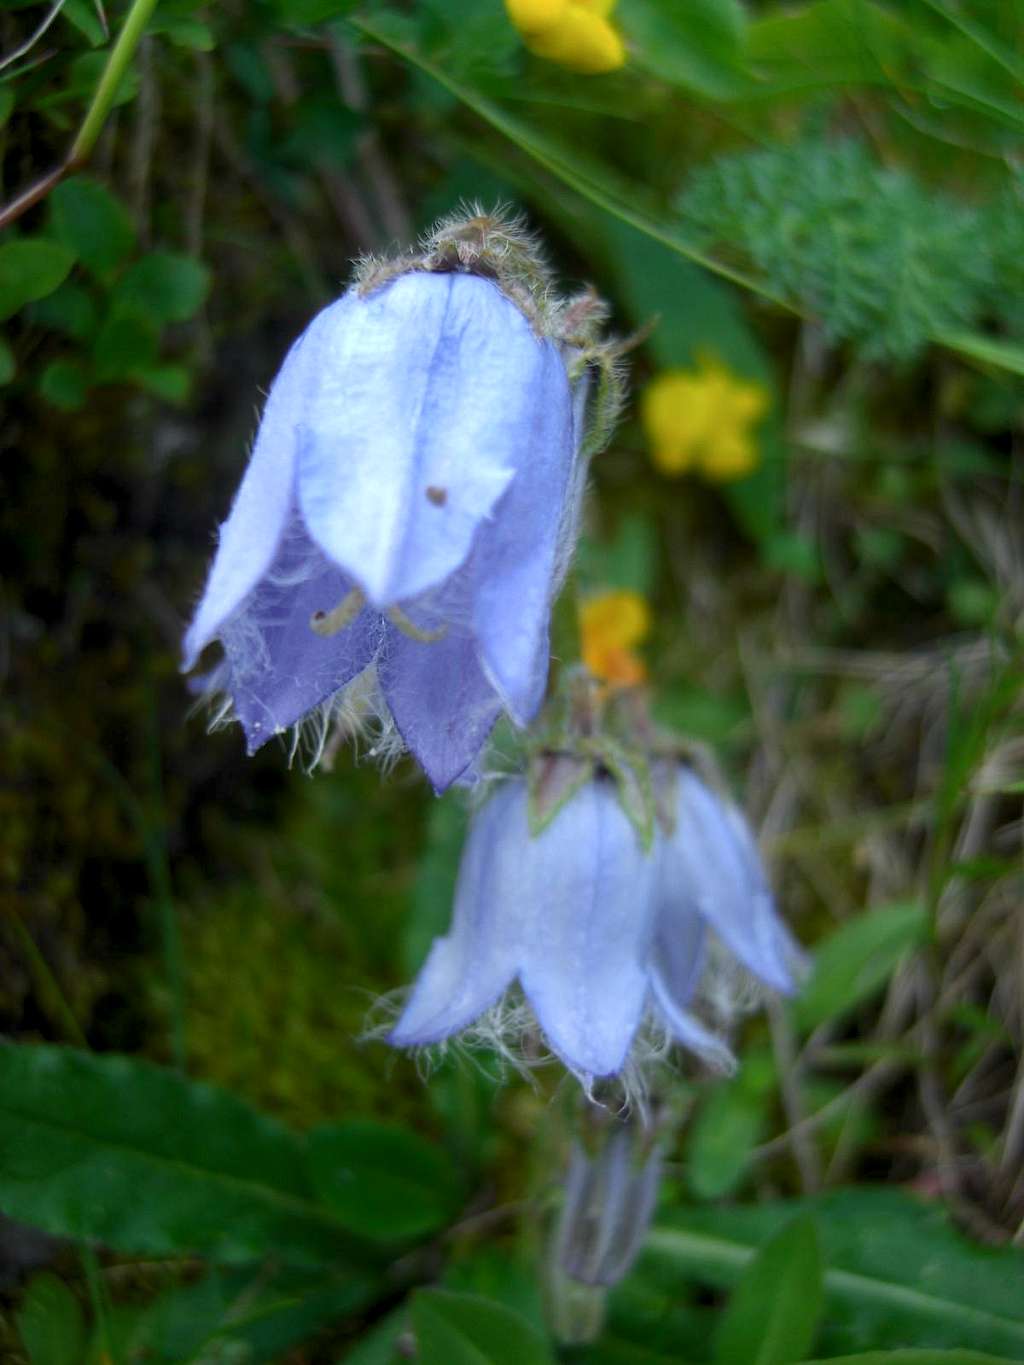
[1,0,1023,1360]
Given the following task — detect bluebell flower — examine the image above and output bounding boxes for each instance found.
[183,221,613,792]
[390,766,802,1082]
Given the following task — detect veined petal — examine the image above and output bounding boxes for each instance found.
[518,779,657,1079]
[219,521,381,752]
[674,770,796,993]
[183,320,322,670]
[470,337,574,723]
[297,272,553,608]
[378,620,502,794]
[390,782,523,1046]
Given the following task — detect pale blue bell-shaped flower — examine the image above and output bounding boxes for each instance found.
[183,270,580,791]
[391,767,803,1082]
[390,776,660,1081]
[649,766,806,1065]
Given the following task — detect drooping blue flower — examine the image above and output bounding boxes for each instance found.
[183,266,585,792]
[390,766,803,1082]
[390,776,660,1079]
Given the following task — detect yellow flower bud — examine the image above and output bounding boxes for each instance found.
[579,589,651,688]
[506,0,625,74]
[505,0,570,36]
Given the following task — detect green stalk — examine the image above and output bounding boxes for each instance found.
[68,0,158,166]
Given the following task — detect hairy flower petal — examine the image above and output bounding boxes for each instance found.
[390,782,524,1045]
[471,340,576,722]
[221,522,380,752]
[378,623,503,794]
[671,769,797,993]
[297,273,552,608]
[183,326,319,670]
[518,779,657,1078]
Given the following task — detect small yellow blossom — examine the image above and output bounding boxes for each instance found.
[641,360,770,482]
[505,0,625,75]
[579,589,651,688]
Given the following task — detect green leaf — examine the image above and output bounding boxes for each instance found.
[50,176,135,276]
[795,900,927,1032]
[802,1354,1024,1364]
[0,336,14,385]
[131,363,191,403]
[15,1272,86,1365]
[645,1188,1024,1356]
[619,0,748,98]
[686,1079,767,1200]
[0,240,76,321]
[938,331,1024,379]
[92,313,159,381]
[745,0,915,91]
[111,250,211,323]
[714,1217,824,1365]
[412,1290,555,1365]
[27,281,99,340]
[0,1043,358,1265]
[306,1121,461,1241]
[38,359,89,411]
[61,0,107,45]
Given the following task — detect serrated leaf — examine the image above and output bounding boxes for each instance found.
[0,240,76,321]
[50,176,135,276]
[112,250,211,324]
[412,1290,555,1365]
[795,900,927,1032]
[645,1188,1024,1356]
[0,1043,357,1265]
[714,1217,823,1365]
[15,1272,86,1365]
[306,1121,461,1241]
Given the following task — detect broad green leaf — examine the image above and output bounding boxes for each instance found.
[939,332,1024,379]
[745,0,915,91]
[340,1306,409,1365]
[803,1354,1024,1364]
[306,1120,461,1241]
[619,0,748,98]
[111,250,211,323]
[132,363,192,404]
[16,1272,86,1365]
[577,515,657,597]
[62,0,106,45]
[0,336,14,384]
[686,1079,767,1200]
[645,1188,1024,1356]
[50,176,135,276]
[0,1043,357,1265]
[27,281,99,340]
[0,240,76,321]
[412,1290,555,1365]
[714,1217,823,1364]
[38,359,89,411]
[795,900,927,1032]
[92,313,159,381]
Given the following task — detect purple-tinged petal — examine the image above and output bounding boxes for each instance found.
[183,316,325,671]
[518,779,658,1079]
[672,770,797,994]
[378,621,501,794]
[469,337,575,723]
[219,522,381,752]
[297,272,554,608]
[390,782,523,1046]
[648,972,736,1073]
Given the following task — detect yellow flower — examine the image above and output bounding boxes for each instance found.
[505,0,625,74]
[641,360,770,482]
[579,589,651,688]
